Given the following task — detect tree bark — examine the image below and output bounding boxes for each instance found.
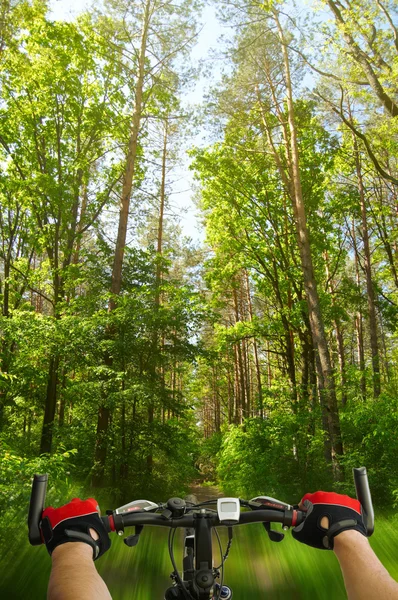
[352,133,381,397]
[233,285,247,419]
[274,10,343,475]
[324,251,347,406]
[245,270,263,417]
[40,355,60,454]
[93,0,152,486]
[352,219,367,399]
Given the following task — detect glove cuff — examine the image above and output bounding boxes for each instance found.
[42,514,111,561]
[64,529,101,559]
[324,518,364,549]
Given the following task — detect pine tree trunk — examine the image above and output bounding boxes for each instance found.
[352,134,381,397]
[147,120,168,472]
[352,219,367,399]
[245,271,263,417]
[58,371,66,426]
[93,0,151,486]
[233,286,247,418]
[274,11,343,475]
[324,251,347,406]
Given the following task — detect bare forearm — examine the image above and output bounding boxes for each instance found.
[334,531,398,600]
[48,543,112,600]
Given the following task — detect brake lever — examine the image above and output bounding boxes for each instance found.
[262,522,284,542]
[124,525,144,547]
[249,496,291,511]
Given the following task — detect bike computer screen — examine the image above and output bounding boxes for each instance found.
[221,502,237,512]
[217,498,240,524]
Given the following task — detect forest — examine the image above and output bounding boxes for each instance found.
[1,0,398,598]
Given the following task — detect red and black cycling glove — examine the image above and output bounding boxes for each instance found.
[41,497,111,560]
[292,491,367,550]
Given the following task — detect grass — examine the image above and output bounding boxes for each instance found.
[1,509,398,599]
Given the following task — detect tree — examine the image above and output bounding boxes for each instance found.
[194,0,343,474]
[0,6,127,452]
[93,0,201,484]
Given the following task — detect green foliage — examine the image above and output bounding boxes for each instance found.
[0,439,82,559]
[197,432,223,482]
[0,442,77,513]
[217,415,332,501]
[213,392,398,505]
[339,394,398,504]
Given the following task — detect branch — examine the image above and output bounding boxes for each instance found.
[376,0,398,54]
[80,174,123,234]
[315,89,398,186]
[287,44,368,85]
[0,255,54,307]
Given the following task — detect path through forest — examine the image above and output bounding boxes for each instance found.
[188,483,274,593]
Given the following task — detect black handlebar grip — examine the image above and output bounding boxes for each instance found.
[28,473,48,545]
[353,467,374,536]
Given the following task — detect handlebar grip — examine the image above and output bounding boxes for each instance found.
[353,467,374,536]
[293,510,306,527]
[28,473,48,545]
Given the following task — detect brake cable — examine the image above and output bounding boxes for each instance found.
[168,529,192,600]
[214,527,233,569]
[213,528,224,600]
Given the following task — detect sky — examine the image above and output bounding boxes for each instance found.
[49,0,227,244]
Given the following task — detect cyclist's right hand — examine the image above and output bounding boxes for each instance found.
[41,497,111,560]
[292,491,367,550]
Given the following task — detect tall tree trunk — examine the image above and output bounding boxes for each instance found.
[93,0,151,486]
[213,367,221,433]
[352,133,381,397]
[233,286,247,418]
[274,11,343,475]
[39,269,61,455]
[40,355,60,454]
[324,251,347,406]
[2,254,10,317]
[58,371,66,427]
[266,340,272,389]
[245,270,263,417]
[233,345,241,424]
[352,219,367,399]
[72,179,88,265]
[109,2,150,302]
[147,119,168,472]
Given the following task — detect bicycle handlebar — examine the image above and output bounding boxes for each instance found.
[28,473,48,545]
[102,507,306,533]
[27,466,374,545]
[353,466,374,535]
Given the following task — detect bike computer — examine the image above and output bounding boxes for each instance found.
[217,498,240,524]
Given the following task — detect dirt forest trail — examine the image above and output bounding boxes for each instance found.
[186,483,328,599]
[188,483,275,594]
[189,482,222,502]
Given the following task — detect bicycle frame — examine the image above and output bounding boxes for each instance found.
[165,512,217,600]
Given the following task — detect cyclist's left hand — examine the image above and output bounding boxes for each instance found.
[41,497,111,560]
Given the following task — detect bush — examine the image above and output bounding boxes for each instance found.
[197,432,223,482]
[339,393,398,505]
[217,416,332,501]
[0,439,83,558]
